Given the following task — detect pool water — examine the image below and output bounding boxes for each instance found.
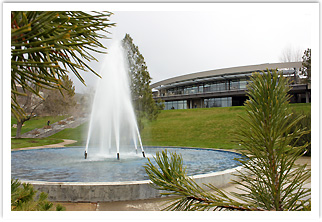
[11,147,241,182]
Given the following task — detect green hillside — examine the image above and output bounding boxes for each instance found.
[140,103,311,149]
[13,103,311,150]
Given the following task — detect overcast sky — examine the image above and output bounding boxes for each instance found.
[69,3,316,93]
[8,2,315,93]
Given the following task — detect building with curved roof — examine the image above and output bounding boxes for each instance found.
[151,62,310,110]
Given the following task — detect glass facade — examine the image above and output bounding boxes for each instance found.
[164,100,187,110]
[159,77,249,110]
[163,78,248,97]
[204,97,232,108]
[155,67,307,110]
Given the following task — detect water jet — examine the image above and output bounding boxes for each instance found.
[85,40,144,160]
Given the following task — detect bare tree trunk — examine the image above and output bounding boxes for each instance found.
[15,121,24,138]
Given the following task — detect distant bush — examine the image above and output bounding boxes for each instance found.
[58,121,67,125]
[66,117,75,121]
[31,130,40,135]
[11,179,65,211]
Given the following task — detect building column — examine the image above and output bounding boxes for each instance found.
[306,83,311,103]
[306,91,310,103]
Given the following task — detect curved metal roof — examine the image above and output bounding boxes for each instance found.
[150,62,302,89]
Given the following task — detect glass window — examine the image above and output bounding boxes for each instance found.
[204,83,210,92]
[213,98,219,107]
[239,79,247,89]
[219,81,227,91]
[203,97,232,108]
[222,98,228,107]
[198,85,204,93]
[168,101,172,110]
[185,86,192,94]
[164,100,188,110]
[178,101,183,109]
[228,97,232,106]
[204,99,208,108]
[177,87,183,95]
[173,102,178,110]
[230,80,239,90]
[210,83,217,92]
[191,86,198,94]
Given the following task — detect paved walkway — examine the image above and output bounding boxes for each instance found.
[20,116,87,138]
[13,139,77,151]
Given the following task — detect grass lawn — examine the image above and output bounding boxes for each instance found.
[11,115,68,137]
[49,122,89,147]
[141,103,311,149]
[11,103,311,149]
[11,138,64,149]
[141,106,245,149]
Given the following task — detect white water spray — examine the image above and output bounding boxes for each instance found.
[85,40,145,159]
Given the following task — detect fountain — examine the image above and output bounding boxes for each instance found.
[11,40,245,202]
[84,40,144,160]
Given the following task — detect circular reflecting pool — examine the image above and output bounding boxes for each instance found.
[11,147,242,182]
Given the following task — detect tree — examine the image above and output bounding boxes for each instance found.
[300,48,311,84]
[13,74,77,138]
[14,84,45,138]
[40,74,77,116]
[279,46,302,63]
[122,33,162,130]
[144,69,311,211]
[11,11,115,121]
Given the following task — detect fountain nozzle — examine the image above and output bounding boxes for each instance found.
[142,151,145,158]
[84,151,87,159]
[117,153,120,160]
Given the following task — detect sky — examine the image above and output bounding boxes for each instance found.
[68,2,317,93]
[3,2,317,93]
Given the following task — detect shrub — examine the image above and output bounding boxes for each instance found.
[66,117,75,121]
[144,70,311,211]
[288,110,311,156]
[11,179,65,211]
[31,130,40,135]
[58,121,66,125]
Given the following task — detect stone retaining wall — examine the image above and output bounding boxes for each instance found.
[23,166,244,203]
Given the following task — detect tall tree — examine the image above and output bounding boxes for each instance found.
[14,84,45,138]
[40,74,76,116]
[11,11,115,121]
[13,74,76,138]
[122,33,162,130]
[301,48,311,84]
[144,70,310,211]
[279,46,302,63]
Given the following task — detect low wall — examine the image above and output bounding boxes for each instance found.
[23,165,244,203]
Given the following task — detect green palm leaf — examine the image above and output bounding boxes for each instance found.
[11,11,115,121]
